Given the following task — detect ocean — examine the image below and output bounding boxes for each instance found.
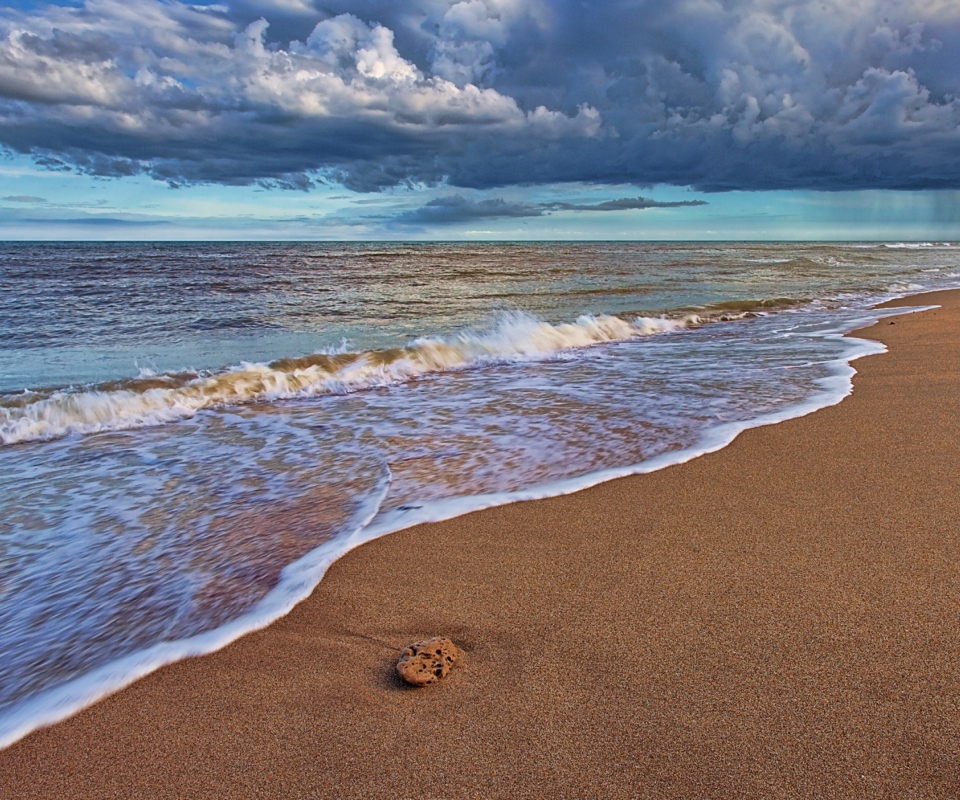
[0,240,955,747]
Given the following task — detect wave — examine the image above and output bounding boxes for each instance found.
[882,242,955,249]
[691,297,808,319]
[0,311,694,446]
[885,282,925,293]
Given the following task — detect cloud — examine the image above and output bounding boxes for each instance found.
[0,215,170,226]
[22,217,171,226]
[397,195,545,223]
[0,0,959,192]
[397,194,708,223]
[3,195,45,202]
[549,197,708,212]
[0,1,598,190]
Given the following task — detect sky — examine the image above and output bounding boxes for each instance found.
[1,0,959,240]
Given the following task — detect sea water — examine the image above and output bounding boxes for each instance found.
[0,241,955,746]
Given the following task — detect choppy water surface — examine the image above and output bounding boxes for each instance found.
[0,241,956,746]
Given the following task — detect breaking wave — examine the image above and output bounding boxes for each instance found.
[1,311,695,445]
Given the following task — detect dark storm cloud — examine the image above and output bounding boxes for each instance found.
[397,195,544,223]
[551,197,709,212]
[2,0,960,192]
[398,194,708,223]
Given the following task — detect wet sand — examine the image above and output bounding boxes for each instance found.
[2,290,959,799]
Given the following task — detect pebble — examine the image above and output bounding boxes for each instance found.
[396,637,460,686]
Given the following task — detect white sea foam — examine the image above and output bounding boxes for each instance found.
[0,303,933,751]
[0,468,392,751]
[0,312,693,446]
[885,282,925,293]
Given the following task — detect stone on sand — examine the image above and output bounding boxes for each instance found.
[396,637,460,686]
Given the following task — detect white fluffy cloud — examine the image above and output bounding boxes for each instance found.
[0,2,595,134]
[0,0,597,186]
[0,0,958,190]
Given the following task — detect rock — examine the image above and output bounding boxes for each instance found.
[396,636,460,686]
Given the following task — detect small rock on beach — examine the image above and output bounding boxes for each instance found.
[396,637,460,686]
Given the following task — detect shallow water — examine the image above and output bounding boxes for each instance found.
[0,241,957,746]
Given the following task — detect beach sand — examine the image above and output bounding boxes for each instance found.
[2,290,959,799]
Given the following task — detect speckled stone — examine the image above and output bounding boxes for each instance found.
[396,637,460,686]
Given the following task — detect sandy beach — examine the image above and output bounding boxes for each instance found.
[1,288,959,799]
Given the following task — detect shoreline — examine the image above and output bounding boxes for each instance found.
[2,289,960,797]
[0,298,906,750]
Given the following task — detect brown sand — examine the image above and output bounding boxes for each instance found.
[2,290,959,799]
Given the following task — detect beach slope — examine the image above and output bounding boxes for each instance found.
[2,290,959,799]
